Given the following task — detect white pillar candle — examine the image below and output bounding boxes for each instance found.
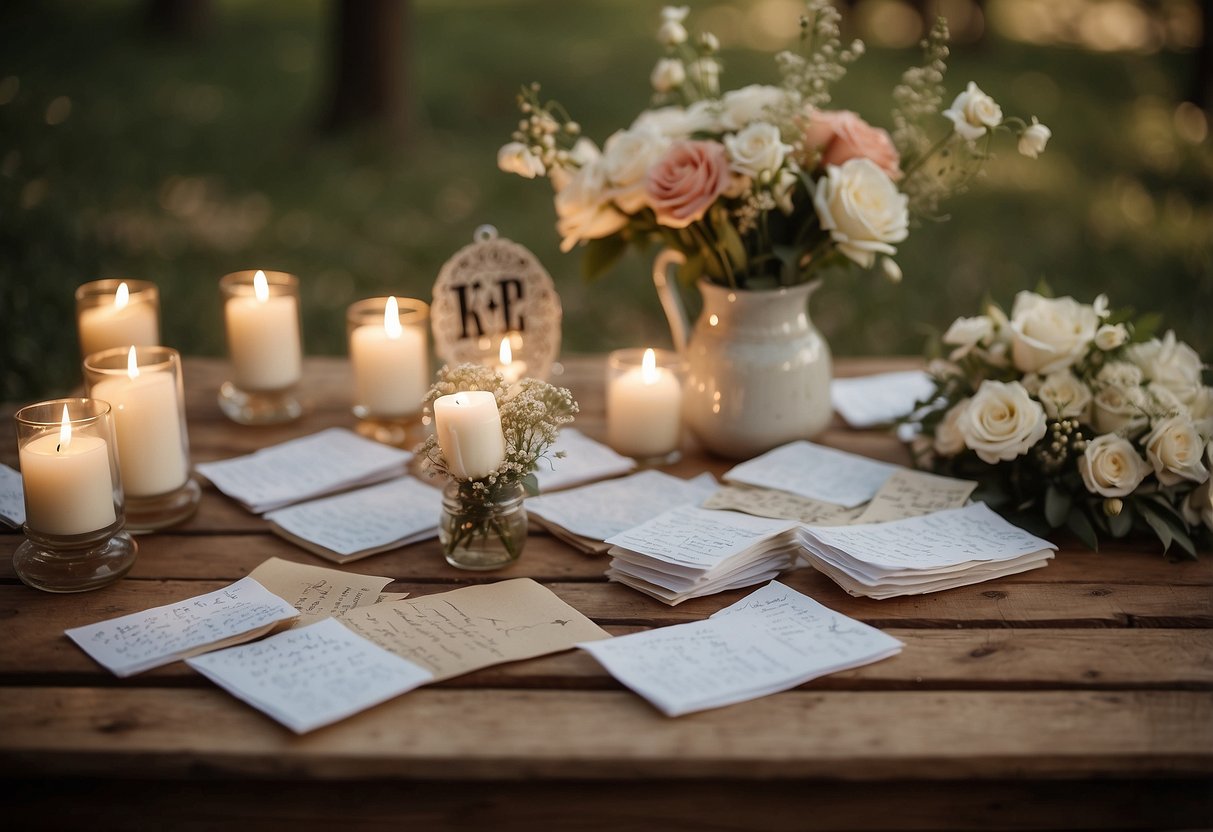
[608,348,682,458]
[78,281,159,358]
[90,347,189,498]
[351,296,428,417]
[498,336,527,384]
[19,406,117,536]
[224,270,302,391]
[433,391,506,480]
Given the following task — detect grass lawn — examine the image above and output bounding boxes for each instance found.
[1,0,1210,402]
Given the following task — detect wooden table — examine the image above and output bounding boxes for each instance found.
[2,357,1211,831]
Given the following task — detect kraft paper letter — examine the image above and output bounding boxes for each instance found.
[187,618,433,734]
[65,577,300,677]
[339,578,610,681]
[831,370,934,428]
[702,484,862,525]
[248,557,398,626]
[0,463,25,528]
[723,441,899,508]
[851,469,977,524]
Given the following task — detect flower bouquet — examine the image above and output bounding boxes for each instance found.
[418,364,578,569]
[914,290,1212,557]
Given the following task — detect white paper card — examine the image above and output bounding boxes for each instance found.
[187,618,433,734]
[65,577,300,677]
[0,463,25,528]
[580,581,902,716]
[534,429,635,492]
[724,441,899,508]
[265,476,443,558]
[196,428,412,513]
[527,471,717,543]
[831,370,934,428]
[605,506,798,569]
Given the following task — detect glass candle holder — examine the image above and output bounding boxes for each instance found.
[13,398,137,593]
[347,296,430,447]
[606,348,685,465]
[218,269,304,425]
[84,346,201,531]
[75,279,160,360]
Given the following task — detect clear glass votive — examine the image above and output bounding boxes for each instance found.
[13,398,137,593]
[217,269,304,425]
[347,296,430,447]
[606,348,685,465]
[75,279,160,360]
[439,480,527,571]
[84,346,201,531]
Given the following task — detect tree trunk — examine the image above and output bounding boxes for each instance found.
[319,0,409,137]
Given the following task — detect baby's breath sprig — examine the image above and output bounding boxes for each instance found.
[777,0,864,109]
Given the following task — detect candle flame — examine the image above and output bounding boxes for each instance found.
[642,348,658,384]
[499,337,513,366]
[253,270,269,303]
[126,345,140,380]
[115,281,130,310]
[57,404,72,453]
[384,296,403,340]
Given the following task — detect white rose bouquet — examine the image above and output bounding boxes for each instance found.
[498,2,1051,289]
[914,290,1212,557]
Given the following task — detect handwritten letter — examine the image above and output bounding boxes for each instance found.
[852,469,976,524]
[723,441,899,508]
[831,370,934,428]
[605,506,797,568]
[702,484,862,525]
[247,557,396,625]
[0,463,25,528]
[533,429,636,492]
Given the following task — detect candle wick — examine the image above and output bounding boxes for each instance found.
[56,443,61,453]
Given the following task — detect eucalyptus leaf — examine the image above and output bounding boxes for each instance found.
[1137,502,1174,553]
[580,234,628,282]
[1065,508,1099,551]
[522,473,540,497]
[1107,504,1133,538]
[1045,485,1072,528]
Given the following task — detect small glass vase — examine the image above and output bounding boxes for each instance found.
[439,480,527,571]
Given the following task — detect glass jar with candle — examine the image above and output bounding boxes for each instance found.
[84,346,200,531]
[346,296,430,447]
[218,269,305,425]
[606,348,686,464]
[438,480,528,571]
[75,278,160,360]
[12,398,137,593]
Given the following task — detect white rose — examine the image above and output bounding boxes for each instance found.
[813,158,909,269]
[601,126,671,213]
[771,167,798,214]
[1009,291,1100,374]
[1127,330,1205,404]
[1038,370,1092,420]
[497,142,545,179]
[658,20,687,46]
[1018,117,1051,159]
[1188,387,1213,435]
[1079,434,1152,498]
[1021,373,1043,396]
[1097,361,1143,390]
[1144,416,1210,486]
[724,122,792,179]
[719,84,796,131]
[650,59,686,93]
[942,315,994,360]
[1183,475,1213,531]
[1147,382,1188,419]
[661,5,689,22]
[934,398,970,457]
[958,380,1047,464]
[689,58,721,96]
[1092,385,1149,436]
[942,81,1004,141]
[632,105,711,139]
[881,257,902,283]
[554,160,628,253]
[1094,323,1128,351]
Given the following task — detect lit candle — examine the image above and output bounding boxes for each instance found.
[350,296,428,417]
[89,347,189,498]
[607,348,682,459]
[223,269,302,391]
[19,405,117,536]
[77,281,159,358]
[433,391,506,480]
[498,335,527,384]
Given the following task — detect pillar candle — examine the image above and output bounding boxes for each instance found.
[19,408,117,536]
[433,391,506,480]
[607,348,682,458]
[224,270,302,391]
[350,297,428,417]
[78,281,159,358]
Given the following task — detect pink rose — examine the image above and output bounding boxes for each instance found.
[802,109,902,180]
[645,140,730,228]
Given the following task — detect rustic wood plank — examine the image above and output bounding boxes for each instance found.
[1,687,1208,781]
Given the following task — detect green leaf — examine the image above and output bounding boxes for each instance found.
[580,234,628,282]
[521,473,540,497]
[678,251,706,286]
[711,209,747,271]
[1131,312,1163,343]
[1065,508,1099,551]
[1044,485,1072,528]
[1106,504,1133,538]
[1137,502,1174,553]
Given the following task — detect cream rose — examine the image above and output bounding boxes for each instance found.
[813,158,909,269]
[934,398,970,457]
[1183,469,1213,531]
[1079,434,1152,498]
[555,160,628,252]
[802,108,902,180]
[942,81,1003,141]
[601,126,671,213]
[1018,117,1051,159]
[1144,416,1210,486]
[1128,330,1205,405]
[1189,387,1213,435]
[1094,323,1128,351]
[1009,291,1100,374]
[942,315,994,360]
[724,122,792,179]
[1038,370,1092,420]
[497,142,545,179]
[958,380,1047,464]
[658,6,689,46]
[719,84,795,131]
[1092,385,1149,436]
[650,59,686,93]
[646,140,730,229]
[1097,361,1143,390]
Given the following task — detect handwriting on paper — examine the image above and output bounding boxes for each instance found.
[723,441,899,508]
[340,578,609,681]
[0,463,25,527]
[534,429,635,492]
[187,618,433,734]
[605,505,797,568]
[247,557,395,625]
[64,577,299,677]
[852,469,976,524]
[702,484,862,525]
[831,370,934,428]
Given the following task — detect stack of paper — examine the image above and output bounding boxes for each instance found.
[196,427,412,513]
[265,476,443,562]
[527,470,717,553]
[0,463,25,528]
[580,581,903,716]
[534,428,635,492]
[798,503,1057,599]
[723,440,899,509]
[604,506,801,605]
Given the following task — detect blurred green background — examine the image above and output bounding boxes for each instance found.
[1,0,1210,403]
